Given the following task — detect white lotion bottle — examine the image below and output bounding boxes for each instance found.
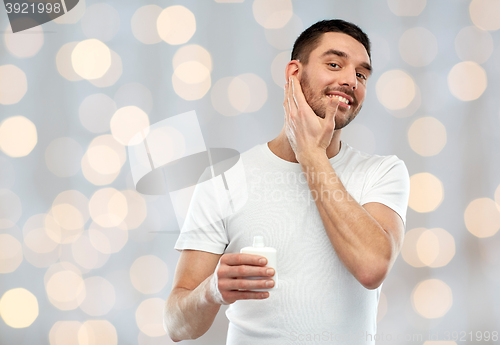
[240,236,278,291]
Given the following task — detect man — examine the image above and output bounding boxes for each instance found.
[164,19,410,344]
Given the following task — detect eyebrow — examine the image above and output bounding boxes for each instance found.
[321,49,372,75]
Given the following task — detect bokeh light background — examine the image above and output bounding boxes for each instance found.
[1,0,500,344]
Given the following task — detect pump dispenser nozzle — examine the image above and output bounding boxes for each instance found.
[253,236,264,248]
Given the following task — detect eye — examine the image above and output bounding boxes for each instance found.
[356,72,367,80]
[328,63,340,68]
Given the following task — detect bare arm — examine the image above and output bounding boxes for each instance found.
[300,155,404,289]
[164,250,275,342]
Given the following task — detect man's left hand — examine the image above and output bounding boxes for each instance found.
[283,75,339,163]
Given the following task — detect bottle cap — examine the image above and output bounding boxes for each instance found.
[253,236,264,248]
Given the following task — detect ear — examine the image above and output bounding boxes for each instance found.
[285,60,302,83]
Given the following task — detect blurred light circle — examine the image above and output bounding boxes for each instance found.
[49,321,82,345]
[130,255,169,294]
[340,123,376,154]
[72,231,110,270]
[376,70,415,110]
[408,117,447,156]
[79,276,115,316]
[469,0,500,31]
[215,0,244,2]
[464,198,500,238]
[81,152,119,186]
[412,279,452,318]
[228,73,268,113]
[82,134,126,186]
[401,227,427,267]
[0,189,22,229]
[386,84,421,119]
[146,126,186,167]
[4,24,43,58]
[271,51,291,88]
[408,173,444,213]
[88,222,128,254]
[265,14,303,50]
[0,234,23,273]
[23,214,59,254]
[114,83,153,115]
[89,188,128,228]
[399,27,438,67]
[455,26,494,63]
[45,137,83,177]
[417,230,439,266]
[132,5,163,44]
[252,0,293,29]
[0,116,37,157]
[448,61,487,101]
[56,42,83,81]
[417,228,456,267]
[110,106,150,146]
[172,72,211,101]
[0,65,27,105]
[211,77,240,116]
[122,190,148,230]
[81,3,120,42]
[78,320,118,345]
[45,269,86,310]
[71,39,112,80]
[0,156,15,189]
[79,94,117,133]
[174,61,210,84]
[0,288,38,328]
[135,298,167,337]
[173,44,212,72]
[87,145,122,175]
[23,240,61,268]
[53,0,86,24]
[495,184,500,209]
[88,50,123,88]
[51,190,89,232]
[387,0,426,16]
[157,5,196,45]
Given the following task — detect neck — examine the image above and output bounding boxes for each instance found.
[268,127,342,163]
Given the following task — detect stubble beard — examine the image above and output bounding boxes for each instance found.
[300,71,362,130]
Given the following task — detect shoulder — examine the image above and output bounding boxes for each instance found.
[342,141,407,174]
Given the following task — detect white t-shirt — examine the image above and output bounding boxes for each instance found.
[174,141,410,345]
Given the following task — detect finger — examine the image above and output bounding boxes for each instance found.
[287,77,296,116]
[219,264,275,279]
[290,75,307,110]
[220,253,267,266]
[325,99,339,129]
[283,82,290,124]
[224,290,269,301]
[220,277,275,291]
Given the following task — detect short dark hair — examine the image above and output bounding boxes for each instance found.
[291,19,371,65]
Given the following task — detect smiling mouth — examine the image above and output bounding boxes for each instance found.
[327,94,351,108]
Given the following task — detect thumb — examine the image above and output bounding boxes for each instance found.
[325,101,339,131]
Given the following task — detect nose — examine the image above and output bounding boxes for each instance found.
[338,67,357,90]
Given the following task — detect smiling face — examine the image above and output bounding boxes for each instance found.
[298,32,372,129]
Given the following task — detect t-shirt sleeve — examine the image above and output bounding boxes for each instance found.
[359,156,410,225]
[174,168,230,254]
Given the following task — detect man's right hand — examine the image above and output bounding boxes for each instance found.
[208,253,275,305]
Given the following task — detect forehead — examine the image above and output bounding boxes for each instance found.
[310,32,370,66]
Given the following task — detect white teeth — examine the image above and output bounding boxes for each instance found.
[327,95,350,104]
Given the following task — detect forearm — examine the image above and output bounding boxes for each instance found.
[164,274,222,342]
[301,153,393,287]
